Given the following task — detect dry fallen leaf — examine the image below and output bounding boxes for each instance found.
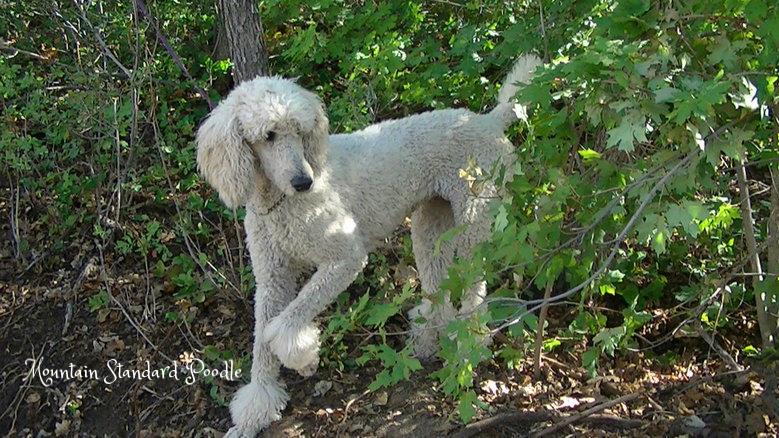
[55,419,71,437]
[25,392,41,404]
[313,380,333,397]
[554,395,581,410]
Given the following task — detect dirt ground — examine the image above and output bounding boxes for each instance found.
[1,209,778,437]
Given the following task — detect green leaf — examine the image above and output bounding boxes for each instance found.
[706,128,752,165]
[87,290,109,312]
[755,277,779,310]
[365,302,401,327]
[665,201,705,237]
[671,80,730,124]
[599,283,617,295]
[654,86,680,103]
[578,148,602,161]
[493,204,509,233]
[623,308,652,332]
[652,229,667,255]
[606,111,647,151]
[582,347,600,377]
[593,326,627,356]
[708,35,746,69]
[745,0,768,21]
[368,370,392,391]
[457,390,478,423]
[607,269,626,282]
[543,338,562,351]
[615,0,651,17]
[675,285,699,302]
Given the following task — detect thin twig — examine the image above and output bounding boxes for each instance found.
[533,280,554,380]
[453,410,643,438]
[133,0,214,109]
[532,392,643,437]
[634,233,779,352]
[735,158,771,347]
[73,0,133,78]
[339,389,371,425]
[538,0,550,60]
[0,41,49,61]
[95,240,174,363]
[695,321,742,372]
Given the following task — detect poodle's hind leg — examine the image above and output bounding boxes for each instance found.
[449,186,495,344]
[408,197,457,360]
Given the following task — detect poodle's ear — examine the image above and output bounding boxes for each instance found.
[303,96,329,175]
[196,103,257,209]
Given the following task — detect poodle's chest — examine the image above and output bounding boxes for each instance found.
[261,203,367,264]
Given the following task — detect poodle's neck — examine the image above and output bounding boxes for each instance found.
[250,184,285,215]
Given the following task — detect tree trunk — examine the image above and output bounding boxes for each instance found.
[216,0,269,83]
[212,14,230,62]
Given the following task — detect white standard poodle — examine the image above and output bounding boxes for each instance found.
[196,54,541,437]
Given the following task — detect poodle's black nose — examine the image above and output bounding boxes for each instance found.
[291,175,313,192]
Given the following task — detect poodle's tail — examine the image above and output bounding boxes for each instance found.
[489,54,543,129]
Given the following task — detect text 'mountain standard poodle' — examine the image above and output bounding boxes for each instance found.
[196,54,541,437]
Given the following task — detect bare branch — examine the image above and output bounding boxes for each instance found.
[0,41,49,61]
[532,392,644,437]
[695,321,742,372]
[735,158,772,347]
[133,0,215,109]
[533,280,554,380]
[769,168,779,337]
[73,0,133,78]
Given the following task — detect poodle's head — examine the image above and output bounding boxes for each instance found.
[196,76,329,208]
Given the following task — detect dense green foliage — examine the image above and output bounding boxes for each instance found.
[3,0,777,424]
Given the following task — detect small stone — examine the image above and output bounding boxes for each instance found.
[313,380,333,397]
[683,415,706,429]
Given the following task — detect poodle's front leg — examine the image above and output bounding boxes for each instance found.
[264,254,368,371]
[226,258,298,437]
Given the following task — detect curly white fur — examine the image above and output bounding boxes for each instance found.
[224,377,288,438]
[197,55,541,436]
[263,318,320,373]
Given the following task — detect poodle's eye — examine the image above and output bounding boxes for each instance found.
[265,131,276,142]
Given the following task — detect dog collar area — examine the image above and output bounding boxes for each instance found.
[249,193,286,216]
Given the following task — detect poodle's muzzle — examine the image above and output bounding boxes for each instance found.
[252,134,316,196]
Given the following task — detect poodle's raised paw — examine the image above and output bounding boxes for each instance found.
[263,316,321,373]
[227,377,289,437]
[295,357,319,377]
